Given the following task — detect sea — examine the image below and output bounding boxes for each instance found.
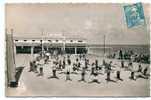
[88,44,150,57]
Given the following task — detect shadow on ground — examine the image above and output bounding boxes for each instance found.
[15,66,25,83]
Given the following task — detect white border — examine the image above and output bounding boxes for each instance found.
[5,0,151,3]
[0,0,151,100]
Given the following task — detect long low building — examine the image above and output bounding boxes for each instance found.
[13,33,88,54]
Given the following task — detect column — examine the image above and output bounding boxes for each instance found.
[31,46,34,60]
[62,43,65,54]
[14,45,16,55]
[75,47,77,54]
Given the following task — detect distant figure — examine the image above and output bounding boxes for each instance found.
[116,66,123,81]
[33,61,38,73]
[103,59,106,66]
[29,61,33,72]
[121,60,124,68]
[85,59,88,69]
[136,67,149,80]
[105,61,112,81]
[80,59,85,69]
[119,49,123,59]
[127,61,133,71]
[48,62,59,79]
[95,60,99,70]
[58,60,62,70]
[79,54,82,60]
[78,61,81,68]
[62,57,66,69]
[78,67,86,82]
[106,69,111,81]
[65,59,72,81]
[67,57,71,67]
[72,58,79,72]
[137,64,142,72]
[89,70,100,84]
[91,63,95,75]
[71,62,78,74]
[129,62,136,80]
[75,58,79,69]
[143,67,148,76]
[66,70,72,81]
[34,65,38,73]
[44,56,49,64]
[38,67,43,76]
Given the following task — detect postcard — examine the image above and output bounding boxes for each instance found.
[5,3,150,97]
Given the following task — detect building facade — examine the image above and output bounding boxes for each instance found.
[13,34,87,55]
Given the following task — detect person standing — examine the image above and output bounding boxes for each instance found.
[103,59,106,66]
[137,63,142,72]
[80,59,85,69]
[129,62,136,80]
[78,67,86,82]
[91,63,95,75]
[143,67,148,76]
[95,60,99,70]
[65,59,72,81]
[34,61,38,73]
[105,61,112,81]
[121,60,124,68]
[75,58,79,70]
[28,61,33,72]
[62,57,66,69]
[39,67,43,76]
[119,49,123,59]
[85,59,88,70]
[58,59,62,71]
[48,61,59,79]
[116,65,123,81]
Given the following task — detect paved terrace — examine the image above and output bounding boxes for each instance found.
[6,54,150,97]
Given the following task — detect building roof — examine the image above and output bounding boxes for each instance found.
[13,33,86,40]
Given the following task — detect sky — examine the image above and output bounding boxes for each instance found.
[5,3,150,45]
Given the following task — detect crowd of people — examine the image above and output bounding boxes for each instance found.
[28,51,149,84]
[108,49,150,64]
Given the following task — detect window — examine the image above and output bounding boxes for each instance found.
[78,40,83,42]
[24,40,27,42]
[40,40,42,42]
[15,40,18,42]
[70,40,73,42]
[56,40,58,42]
[16,46,31,54]
[32,40,35,42]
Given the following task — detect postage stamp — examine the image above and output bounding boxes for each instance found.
[124,2,145,28]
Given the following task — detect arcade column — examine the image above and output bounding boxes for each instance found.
[31,46,34,60]
[75,47,77,54]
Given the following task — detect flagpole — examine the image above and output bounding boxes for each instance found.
[41,29,44,58]
[104,34,106,58]
[62,30,66,55]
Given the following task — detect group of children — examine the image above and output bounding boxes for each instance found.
[28,53,149,84]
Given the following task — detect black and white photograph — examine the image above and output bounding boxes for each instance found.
[5,2,150,97]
